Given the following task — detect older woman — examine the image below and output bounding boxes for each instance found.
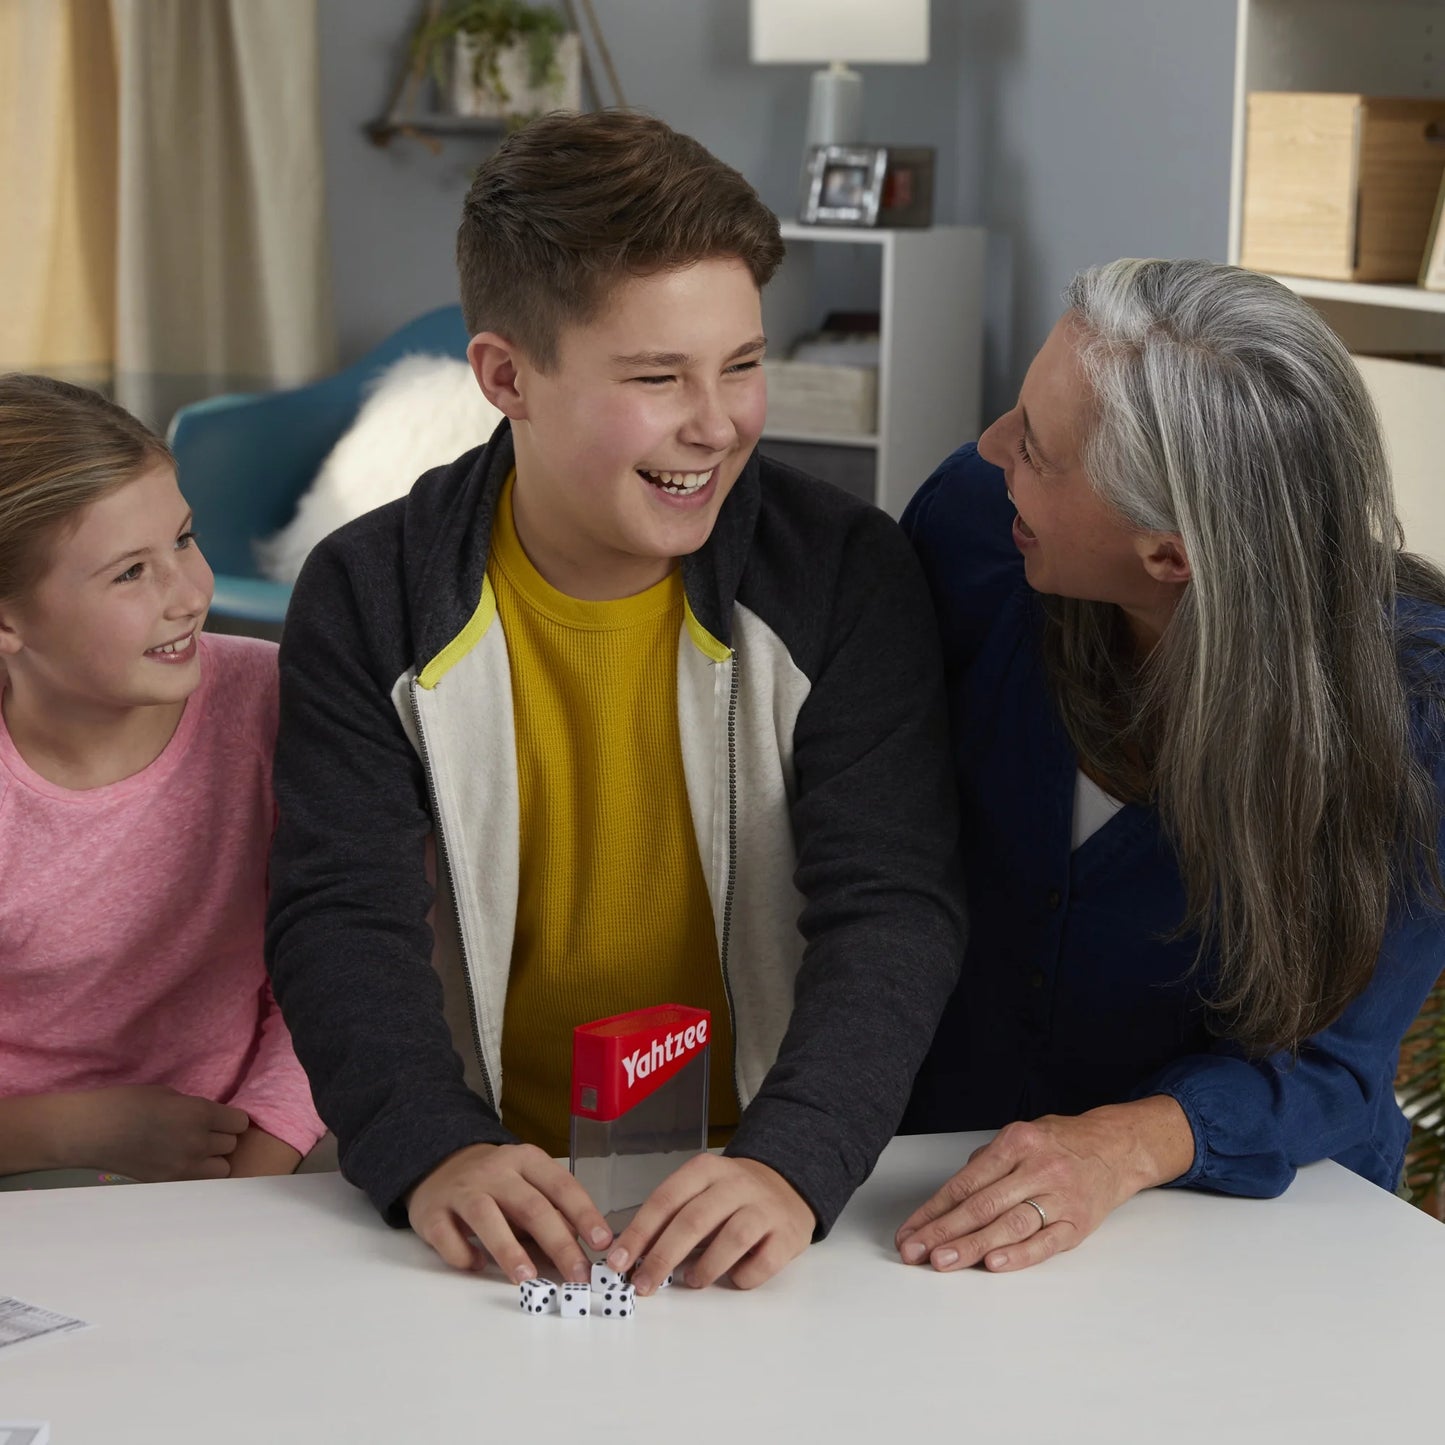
[896,258,1445,1274]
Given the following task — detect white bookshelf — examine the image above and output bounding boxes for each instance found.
[762,223,986,519]
[1230,0,1445,560]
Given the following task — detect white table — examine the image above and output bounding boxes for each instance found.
[1,1132,1443,1443]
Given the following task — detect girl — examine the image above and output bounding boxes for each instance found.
[896,259,1445,1272]
[0,374,323,1183]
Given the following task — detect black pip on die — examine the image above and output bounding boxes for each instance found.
[596,1285,636,1319]
[519,1279,558,1315]
[518,1271,639,1322]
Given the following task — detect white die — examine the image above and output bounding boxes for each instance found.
[519,1278,558,1315]
[596,1284,636,1319]
[590,1262,626,1292]
[559,1283,591,1318]
[633,1256,673,1288]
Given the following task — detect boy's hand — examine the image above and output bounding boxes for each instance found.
[226,1125,303,1177]
[607,1155,815,1294]
[406,1142,613,1285]
[72,1085,249,1181]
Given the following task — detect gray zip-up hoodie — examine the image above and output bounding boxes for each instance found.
[266,422,965,1234]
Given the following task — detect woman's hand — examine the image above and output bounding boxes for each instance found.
[895,1096,1195,1273]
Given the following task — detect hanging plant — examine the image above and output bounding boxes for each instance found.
[1397,971,1445,1218]
[410,0,575,127]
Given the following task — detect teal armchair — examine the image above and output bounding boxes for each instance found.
[167,305,470,626]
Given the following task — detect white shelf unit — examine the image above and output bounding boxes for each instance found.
[1230,0,1445,561]
[762,223,986,520]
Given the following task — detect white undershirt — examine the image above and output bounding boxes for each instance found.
[1072,768,1125,850]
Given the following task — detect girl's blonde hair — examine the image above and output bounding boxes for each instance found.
[0,374,173,604]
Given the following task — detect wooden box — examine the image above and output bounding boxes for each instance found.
[1240,92,1445,282]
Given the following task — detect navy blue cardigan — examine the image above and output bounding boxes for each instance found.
[900,443,1445,1197]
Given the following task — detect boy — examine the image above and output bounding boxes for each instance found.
[267,111,963,1294]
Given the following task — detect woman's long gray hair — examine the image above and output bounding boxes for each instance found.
[1046,257,1445,1054]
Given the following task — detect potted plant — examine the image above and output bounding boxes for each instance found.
[410,0,581,127]
[1398,973,1445,1219]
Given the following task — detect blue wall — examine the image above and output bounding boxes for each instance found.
[319,0,1235,419]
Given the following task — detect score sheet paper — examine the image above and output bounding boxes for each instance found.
[0,1296,90,1354]
[0,1427,50,1445]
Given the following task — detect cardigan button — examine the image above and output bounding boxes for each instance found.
[1029,970,1045,990]
[1046,888,1062,910]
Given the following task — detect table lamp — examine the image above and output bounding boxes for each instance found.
[749,0,930,150]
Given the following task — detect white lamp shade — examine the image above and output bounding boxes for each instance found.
[749,0,929,65]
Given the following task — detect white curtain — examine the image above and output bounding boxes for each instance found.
[0,0,335,429]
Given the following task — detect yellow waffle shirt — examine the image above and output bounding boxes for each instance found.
[490,475,738,1158]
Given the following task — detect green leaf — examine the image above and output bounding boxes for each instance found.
[409,0,569,119]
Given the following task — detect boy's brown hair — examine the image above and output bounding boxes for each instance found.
[456,109,784,368]
[0,373,171,604]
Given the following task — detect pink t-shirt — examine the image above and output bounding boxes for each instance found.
[0,633,324,1154]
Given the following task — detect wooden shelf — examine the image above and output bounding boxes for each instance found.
[1230,1,1445,566]
[1264,274,1445,315]
[366,113,506,148]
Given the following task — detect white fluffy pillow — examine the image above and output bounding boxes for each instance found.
[257,353,504,584]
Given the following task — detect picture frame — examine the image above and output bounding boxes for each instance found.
[799,144,936,228]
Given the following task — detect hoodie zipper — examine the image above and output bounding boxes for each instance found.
[719,647,742,1113]
[409,634,738,1120]
[410,678,497,1114]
